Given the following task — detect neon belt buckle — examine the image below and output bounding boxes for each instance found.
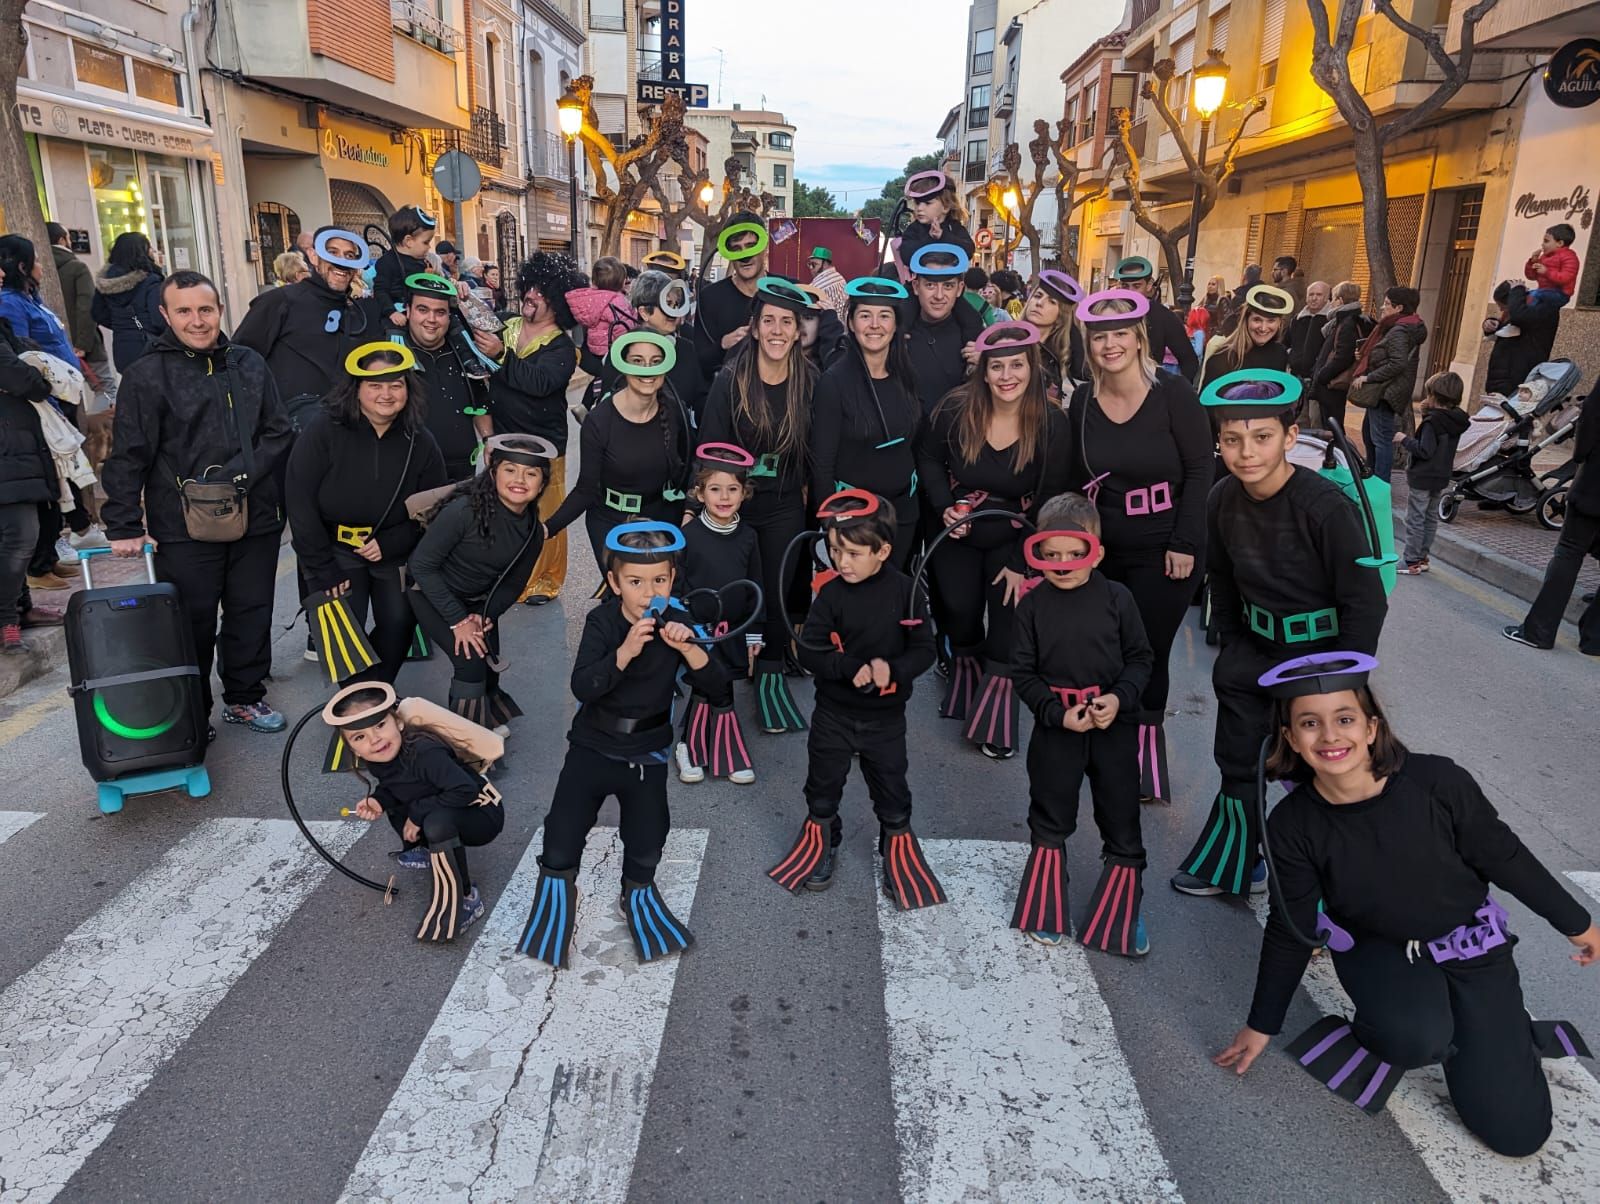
[1124,481,1174,516]
[1282,607,1339,644]
[750,452,780,478]
[662,486,686,502]
[1051,684,1101,710]
[834,479,852,493]
[1244,602,1275,641]
[336,524,373,548]
[604,488,643,514]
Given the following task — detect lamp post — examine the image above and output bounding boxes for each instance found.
[1001,187,1020,269]
[1176,52,1230,312]
[557,88,584,264]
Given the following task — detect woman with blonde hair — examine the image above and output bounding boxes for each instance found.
[1066,291,1212,801]
[1198,284,1293,388]
[272,251,309,285]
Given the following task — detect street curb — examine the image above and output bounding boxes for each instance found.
[0,627,66,701]
[1407,512,1590,625]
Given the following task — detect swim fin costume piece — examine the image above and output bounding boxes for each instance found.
[1532,1020,1593,1061]
[1010,843,1069,934]
[1079,859,1145,957]
[416,842,465,942]
[755,667,807,732]
[939,648,982,720]
[1285,1015,1400,1116]
[305,588,379,684]
[880,825,948,911]
[1137,719,1171,803]
[1180,789,1259,898]
[518,860,579,968]
[769,817,828,893]
[621,879,695,963]
[685,694,753,777]
[322,728,360,774]
[963,663,1017,752]
[406,625,432,661]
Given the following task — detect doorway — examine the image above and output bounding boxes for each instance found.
[1428,186,1483,379]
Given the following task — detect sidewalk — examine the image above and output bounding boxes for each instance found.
[0,553,149,700]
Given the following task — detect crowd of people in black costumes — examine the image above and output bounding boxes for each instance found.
[59,181,1597,1162]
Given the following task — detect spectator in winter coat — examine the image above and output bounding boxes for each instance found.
[566,255,638,368]
[1349,285,1427,482]
[1483,280,1558,397]
[0,322,59,652]
[1271,255,1307,311]
[0,235,81,371]
[91,232,165,371]
[1231,263,1262,307]
[101,270,294,735]
[46,223,108,400]
[1287,280,1330,380]
[1395,370,1470,573]
[1309,281,1366,432]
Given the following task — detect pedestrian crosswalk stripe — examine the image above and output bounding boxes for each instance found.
[1566,871,1600,909]
[877,839,1183,1203]
[339,827,707,1204]
[0,810,42,847]
[0,817,361,1203]
[1249,893,1600,1197]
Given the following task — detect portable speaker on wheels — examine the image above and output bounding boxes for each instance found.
[66,545,210,813]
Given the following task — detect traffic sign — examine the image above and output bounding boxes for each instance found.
[432,149,482,203]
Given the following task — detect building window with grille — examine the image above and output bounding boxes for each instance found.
[972,27,993,75]
[964,138,988,183]
[969,84,990,129]
[1079,84,1098,144]
[773,165,787,188]
[591,0,625,32]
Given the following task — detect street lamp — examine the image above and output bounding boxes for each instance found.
[1000,187,1020,267]
[698,180,716,207]
[1177,51,1230,311]
[557,87,584,263]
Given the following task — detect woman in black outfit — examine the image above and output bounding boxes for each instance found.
[1309,281,1367,433]
[542,331,690,575]
[700,278,817,734]
[810,278,923,567]
[1068,293,1212,801]
[1199,284,1293,389]
[1020,269,1087,402]
[585,271,708,426]
[287,343,447,684]
[408,435,549,731]
[917,320,1071,760]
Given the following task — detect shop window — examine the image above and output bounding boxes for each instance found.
[145,155,200,272]
[87,145,146,254]
[132,60,183,108]
[73,40,127,92]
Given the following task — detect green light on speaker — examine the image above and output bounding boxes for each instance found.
[93,693,179,740]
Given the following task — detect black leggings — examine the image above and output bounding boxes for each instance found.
[540,742,671,886]
[1025,723,1144,862]
[388,803,504,890]
[926,534,1017,663]
[329,550,415,684]
[745,489,807,664]
[1101,547,1202,718]
[1332,940,1553,1157]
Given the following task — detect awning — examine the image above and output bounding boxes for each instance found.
[15,84,216,160]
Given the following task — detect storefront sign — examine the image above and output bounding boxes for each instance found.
[1513,184,1593,226]
[635,1,708,108]
[1492,85,1600,292]
[322,129,391,169]
[14,88,214,158]
[543,210,569,233]
[1543,38,1600,110]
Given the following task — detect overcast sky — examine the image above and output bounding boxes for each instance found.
[683,0,972,207]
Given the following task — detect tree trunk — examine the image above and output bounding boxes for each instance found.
[0,10,66,317]
[1352,127,1396,303]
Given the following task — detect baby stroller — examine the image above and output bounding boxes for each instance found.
[1438,360,1584,525]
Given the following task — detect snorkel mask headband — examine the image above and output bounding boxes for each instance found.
[609,329,677,377]
[1036,268,1085,306]
[1245,284,1296,317]
[1258,651,1379,697]
[845,277,910,301]
[643,250,687,272]
[1198,369,1304,414]
[1023,529,1104,572]
[322,681,398,730]
[974,320,1042,357]
[603,519,689,555]
[908,242,971,278]
[695,442,756,469]
[479,434,558,473]
[1077,288,1151,328]
[344,341,417,378]
[403,272,457,300]
[905,170,952,201]
[816,488,882,521]
[753,276,815,313]
[314,228,372,271]
[717,221,770,262]
[659,278,693,318]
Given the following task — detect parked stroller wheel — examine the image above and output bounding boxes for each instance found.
[1505,491,1539,516]
[1437,492,1460,523]
[1537,486,1567,532]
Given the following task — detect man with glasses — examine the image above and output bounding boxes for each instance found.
[387,274,495,482]
[693,211,767,377]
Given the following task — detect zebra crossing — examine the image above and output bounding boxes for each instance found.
[0,815,1596,1203]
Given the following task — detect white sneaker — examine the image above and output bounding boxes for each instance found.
[729,767,756,785]
[674,742,704,784]
[55,537,75,562]
[1494,324,1521,338]
[69,525,109,549]
[493,724,511,739]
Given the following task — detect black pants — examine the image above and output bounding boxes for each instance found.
[1332,940,1552,1157]
[388,802,504,890]
[541,743,671,885]
[409,586,501,692]
[1522,502,1600,652]
[1102,546,1202,717]
[927,534,1018,663]
[746,489,807,664]
[329,549,415,684]
[155,531,280,711]
[803,701,912,838]
[0,501,38,626]
[1025,722,1144,863]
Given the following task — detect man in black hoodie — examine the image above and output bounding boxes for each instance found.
[1112,257,1199,380]
[101,271,294,734]
[902,244,983,413]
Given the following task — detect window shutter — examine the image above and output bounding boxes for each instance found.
[1170,6,1199,39]
[1210,7,1230,52]
[1260,0,1286,62]
[1172,35,1195,76]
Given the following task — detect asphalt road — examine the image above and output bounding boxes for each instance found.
[0,517,1596,1204]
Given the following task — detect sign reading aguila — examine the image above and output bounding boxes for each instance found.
[1513,185,1594,229]
[322,129,391,169]
[635,0,709,108]
[1543,38,1600,109]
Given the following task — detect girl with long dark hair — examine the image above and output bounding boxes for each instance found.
[1020,269,1087,401]
[0,235,80,369]
[91,231,166,370]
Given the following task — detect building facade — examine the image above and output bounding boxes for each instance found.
[959,0,998,254]
[684,107,796,214]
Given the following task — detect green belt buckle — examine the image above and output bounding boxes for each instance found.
[463,405,488,416]
[1283,607,1338,644]
[834,479,852,493]
[750,453,779,479]
[1244,602,1275,641]
[662,486,686,502]
[604,488,642,514]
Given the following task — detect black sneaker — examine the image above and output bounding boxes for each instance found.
[805,841,837,891]
[979,742,1016,761]
[1502,625,1552,650]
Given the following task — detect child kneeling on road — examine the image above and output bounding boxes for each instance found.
[1009,493,1154,954]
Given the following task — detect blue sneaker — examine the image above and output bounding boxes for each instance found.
[223,700,287,733]
[1132,916,1150,956]
[458,887,485,931]
[394,847,430,871]
[1250,860,1268,895]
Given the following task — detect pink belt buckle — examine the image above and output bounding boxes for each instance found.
[1051,684,1102,710]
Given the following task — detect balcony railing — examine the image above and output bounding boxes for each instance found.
[963,160,987,183]
[467,106,506,168]
[391,0,459,54]
[994,87,1014,118]
[638,51,663,80]
[1128,0,1162,34]
[971,51,993,75]
[529,130,571,182]
[967,106,989,129]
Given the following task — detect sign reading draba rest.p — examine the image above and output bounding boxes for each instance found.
[636,1,708,108]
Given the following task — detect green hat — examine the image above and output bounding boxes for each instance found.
[1112,256,1154,282]
[809,246,832,262]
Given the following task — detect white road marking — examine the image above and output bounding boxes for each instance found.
[877,838,1182,1203]
[339,827,707,1204]
[1566,872,1600,910]
[0,817,360,1203]
[1249,893,1600,1198]
[0,811,42,847]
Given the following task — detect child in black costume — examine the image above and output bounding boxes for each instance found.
[1172,374,1387,900]
[1216,653,1598,1156]
[1010,493,1154,954]
[330,682,506,942]
[372,205,437,322]
[519,523,729,968]
[767,492,942,909]
[676,446,762,785]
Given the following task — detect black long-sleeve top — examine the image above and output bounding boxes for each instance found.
[691,276,756,377]
[1207,466,1387,657]
[1012,572,1153,729]
[370,734,496,825]
[285,413,447,592]
[903,306,979,414]
[488,322,578,454]
[681,514,764,672]
[401,336,489,476]
[569,597,730,758]
[699,370,809,496]
[588,330,709,427]
[916,402,1073,552]
[797,567,934,711]
[1248,753,1592,1035]
[1200,339,1289,390]
[543,394,688,534]
[407,492,542,627]
[1145,299,1199,380]
[372,248,429,317]
[810,355,921,523]
[1067,373,1212,557]
[231,275,380,406]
